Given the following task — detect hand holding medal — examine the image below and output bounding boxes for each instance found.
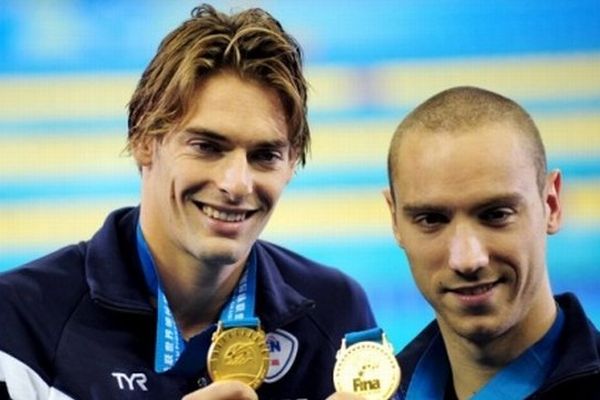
[333,328,401,400]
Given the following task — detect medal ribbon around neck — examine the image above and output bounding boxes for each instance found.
[206,248,270,389]
[334,327,401,400]
[136,224,265,377]
[136,224,185,372]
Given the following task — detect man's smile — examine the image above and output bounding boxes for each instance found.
[448,281,500,296]
[193,201,258,223]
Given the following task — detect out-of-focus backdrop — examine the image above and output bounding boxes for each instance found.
[1,0,599,350]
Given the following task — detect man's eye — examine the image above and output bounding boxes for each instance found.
[191,141,221,154]
[252,150,283,164]
[414,213,448,228]
[481,207,514,225]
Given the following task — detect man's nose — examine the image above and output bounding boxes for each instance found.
[218,151,253,200]
[448,223,489,275]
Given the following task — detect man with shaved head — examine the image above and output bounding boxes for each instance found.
[382,86,600,399]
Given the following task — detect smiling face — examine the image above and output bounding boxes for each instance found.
[385,121,562,345]
[135,71,295,269]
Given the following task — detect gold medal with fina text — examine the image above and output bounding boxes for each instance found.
[333,332,401,400]
[207,323,270,389]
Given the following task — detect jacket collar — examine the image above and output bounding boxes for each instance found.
[253,241,315,331]
[545,293,600,383]
[84,207,314,329]
[85,207,153,314]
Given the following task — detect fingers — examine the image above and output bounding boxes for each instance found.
[182,380,258,400]
[325,392,365,400]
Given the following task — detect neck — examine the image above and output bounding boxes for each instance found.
[140,231,248,340]
[440,285,557,399]
[154,250,247,340]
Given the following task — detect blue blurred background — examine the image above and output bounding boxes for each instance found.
[1,0,599,351]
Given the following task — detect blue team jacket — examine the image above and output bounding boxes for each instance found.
[0,207,376,399]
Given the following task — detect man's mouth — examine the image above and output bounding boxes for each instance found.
[196,203,255,222]
[451,282,498,296]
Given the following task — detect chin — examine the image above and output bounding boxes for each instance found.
[195,244,245,268]
[462,329,497,345]
[187,233,256,268]
[459,320,511,345]
[201,254,237,268]
[445,313,505,344]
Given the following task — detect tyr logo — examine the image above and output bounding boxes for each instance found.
[111,372,148,391]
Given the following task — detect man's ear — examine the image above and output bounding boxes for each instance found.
[383,188,404,248]
[545,169,563,235]
[132,137,155,168]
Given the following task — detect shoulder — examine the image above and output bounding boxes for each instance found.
[255,240,369,299]
[0,206,137,310]
[0,243,91,392]
[255,240,376,341]
[546,293,600,393]
[556,292,600,343]
[0,244,89,348]
[0,243,88,305]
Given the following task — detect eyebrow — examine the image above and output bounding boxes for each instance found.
[183,127,228,143]
[183,127,290,149]
[402,204,451,217]
[476,193,525,209]
[401,193,526,216]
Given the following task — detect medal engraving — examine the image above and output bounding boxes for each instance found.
[207,326,270,389]
[333,339,401,400]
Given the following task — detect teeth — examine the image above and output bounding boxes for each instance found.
[201,205,246,222]
[458,283,494,295]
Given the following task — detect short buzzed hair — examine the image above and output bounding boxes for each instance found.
[387,86,547,202]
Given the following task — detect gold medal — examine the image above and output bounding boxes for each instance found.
[207,323,270,389]
[333,333,401,400]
